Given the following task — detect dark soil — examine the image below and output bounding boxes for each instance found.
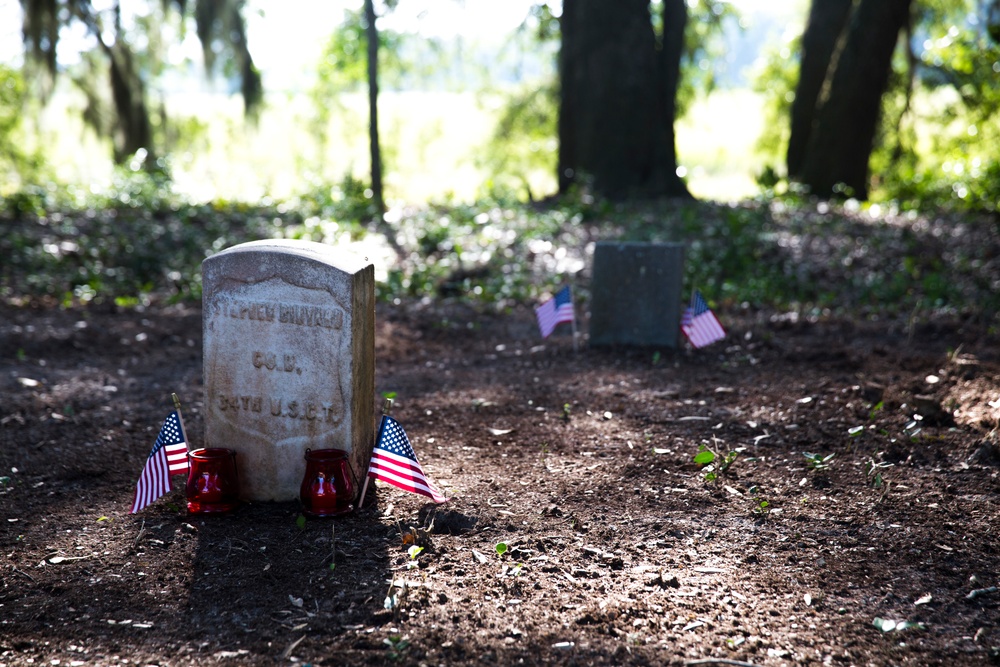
[2,299,1000,666]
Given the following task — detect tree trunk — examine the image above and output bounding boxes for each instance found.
[797,0,912,199]
[558,0,690,200]
[786,0,853,179]
[364,0,385,217]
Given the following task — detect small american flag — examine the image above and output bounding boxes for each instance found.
[367,415,447,504]
[130,411,189,513]
[535,286,575,338]
[681,290,726,348]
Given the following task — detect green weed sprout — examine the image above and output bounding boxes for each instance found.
[803,452,835,471]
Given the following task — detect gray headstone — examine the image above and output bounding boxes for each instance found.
[202,240,375,502]
[589,242,685,348]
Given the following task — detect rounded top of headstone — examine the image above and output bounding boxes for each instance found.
[206,239,371,274]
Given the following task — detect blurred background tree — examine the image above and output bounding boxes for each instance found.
[19,0,261,170]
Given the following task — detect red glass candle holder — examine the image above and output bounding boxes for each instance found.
[186,448,240,514]
[300,449,354,517]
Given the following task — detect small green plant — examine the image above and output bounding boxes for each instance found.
[562,403,572,422]
[383,635,410,661]
[752,497,770,517]
[803,452,835,471]
[495,541,509,558]
[863,455,893,493]
[694,443,741,482]
[748,485,770,519]
[406,544,424,570]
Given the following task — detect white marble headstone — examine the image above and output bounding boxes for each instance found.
[202,240,375,502]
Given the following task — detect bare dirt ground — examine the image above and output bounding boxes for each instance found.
[2,298,1000,666]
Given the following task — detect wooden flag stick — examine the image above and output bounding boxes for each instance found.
[357,397,393,509]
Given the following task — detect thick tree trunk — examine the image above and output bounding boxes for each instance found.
[364,0,385,216]
[786,0,854,179]
[654,0,688,195]
[797,0,912,199]
[558,0,690,200]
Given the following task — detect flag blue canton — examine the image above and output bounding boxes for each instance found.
[378,417,417,462]
[151,412,185,457]
[553,286,572,308]
[688,291,711,318]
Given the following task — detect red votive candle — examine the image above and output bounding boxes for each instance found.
[186,448,240,514]
[300,449,354,518]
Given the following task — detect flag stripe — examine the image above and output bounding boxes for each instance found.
[131,410,189,513]
[681,291,726,349]
[371,448,427,475]
[369,460,443,499]
[535,286,575,338]
[366,415,447,504]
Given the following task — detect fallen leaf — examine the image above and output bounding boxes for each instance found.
[487,428,513,436]
[915,594,932,605]
[289,595,303,608]
[471,550,489,564]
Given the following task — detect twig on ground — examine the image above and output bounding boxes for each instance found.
[132,519,146,551]
[281,634,306,659]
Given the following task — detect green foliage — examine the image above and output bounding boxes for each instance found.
[3,178,999,329]
[477,83,558,202]
[749,33,799,186]
[0,172,289,305]
[0,65,44,192]
[676,0,742,116]
[875,28,1000,213]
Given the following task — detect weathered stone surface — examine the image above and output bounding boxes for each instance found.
[202,240,375,502]
[589,242,685,348]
